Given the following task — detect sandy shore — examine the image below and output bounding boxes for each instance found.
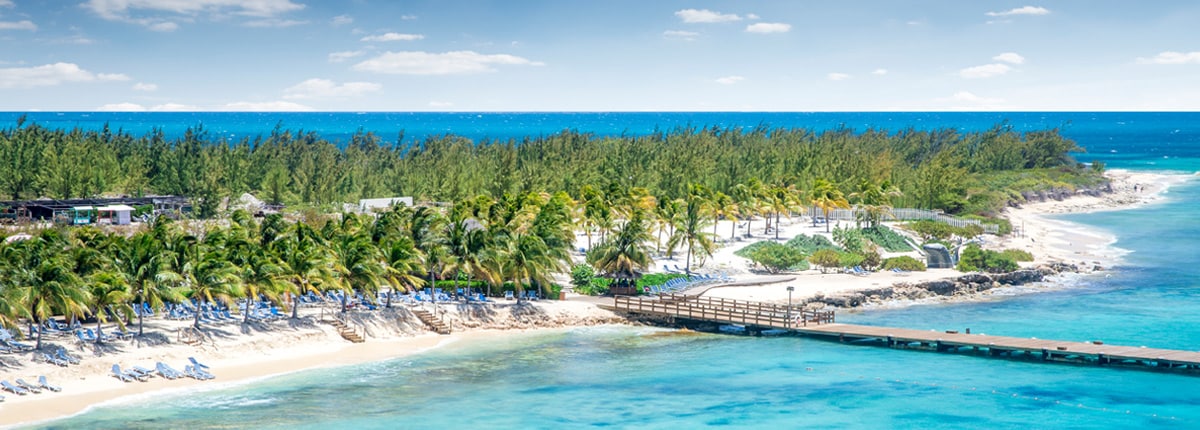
[671,169,1193,305]
[3,169,1192,427]
[0,301,623,428]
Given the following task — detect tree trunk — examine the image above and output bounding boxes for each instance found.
[775,211,781,240]
[193,302,202,329]
[137,298,146,335]
[96,319,104,345]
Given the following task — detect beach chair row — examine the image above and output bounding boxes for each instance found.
[0,328,34,353]
[0,375,62,399]
[39,347,81,367]
[112,357,215,383]
[646,272,734,295]
[503,290,541,301]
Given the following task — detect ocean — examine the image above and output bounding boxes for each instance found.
[21,112,1200,429]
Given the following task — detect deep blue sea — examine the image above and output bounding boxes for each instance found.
[20,112,1200,429]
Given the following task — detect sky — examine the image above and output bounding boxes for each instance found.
[0,0,1198,111]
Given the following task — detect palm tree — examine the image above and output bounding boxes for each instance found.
[11,231,90,349]
[380,235,426,307]
[329,230,385,311]
[849,178,903,228]
[587,209,654,279]
[86,271,133,343]
[666,190,717,273]
[811,178,850,233]
[709,191,740,241]
[277,221,335,319]
[113,231,183,335]
[186,239,245,329]
[500,233,558,302]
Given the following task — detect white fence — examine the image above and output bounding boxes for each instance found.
[805,207,1000,234]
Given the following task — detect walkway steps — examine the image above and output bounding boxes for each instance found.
[412,309,451,335]
[326,319,365,343]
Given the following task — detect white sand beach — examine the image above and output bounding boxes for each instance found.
[1,169,1191,428]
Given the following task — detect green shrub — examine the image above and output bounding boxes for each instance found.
[734,241,776,258]
[838,252,865,269]
[907,220,956,241]
[832,226,865,253]
[574,277,611,296]
[785,234,840,253]
[956,243,1019,273]
[1000,248,1034,262]
[860,226,913,252]
[570,264,595,289]
[860,246,881,270]
[882,256,927,271]
[809,249,841,273]
[744,242,809,273]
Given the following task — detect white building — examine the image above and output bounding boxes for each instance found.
[358,197,413,213]
[97,204,135,225]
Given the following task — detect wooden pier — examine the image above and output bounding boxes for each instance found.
[611,294,1200,374]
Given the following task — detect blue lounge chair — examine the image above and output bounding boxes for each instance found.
[156,362,184,379]
[111,364,135,382]
[42,353,68,367]
[184,365,214,380]
[15,379,42,393]
[57,348,80,365]
[1,380,29,395]
[189,357,211,371]
[132,365,158,379]
[504,291,515,300]
[38,376,61,392]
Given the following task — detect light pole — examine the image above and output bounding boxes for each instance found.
[786,286,795,329]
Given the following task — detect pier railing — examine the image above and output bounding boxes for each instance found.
[614,293,834,329]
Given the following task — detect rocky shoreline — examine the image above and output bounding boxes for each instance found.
[802,263,1084,309]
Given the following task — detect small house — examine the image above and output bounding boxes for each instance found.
[98,204,135,225]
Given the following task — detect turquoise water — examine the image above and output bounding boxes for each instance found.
[23,113,1200,428]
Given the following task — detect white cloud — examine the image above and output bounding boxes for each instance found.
[132,82,157,91]
[959,63,1012,78]
[147,21,178,32]
[97,102,147,111]
[1137,51,1200,65]
[675,9,741,23]
[331,14,352,26]
[221,101,313,111]
[938,91,1004,105]
[401,14,417,20]
[151,103,197,111]
[360,32,424,42]
[746,13,760,20]
[715,76,744,85]
[328,50,364,63]
[282,78,381,99]
[663,30,699,41]
[993,52,1025,64]
[353,51,545,75]
[0,0,12,7]
[872,68,888,75]
[84,0,305,30]
[0,63,129,89]
[827,72,850,81]
[986,6,1050,17]
[244,18,307,28]
[745,22,790,33]
[0,20,36,31]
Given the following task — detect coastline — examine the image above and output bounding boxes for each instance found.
[3,169,1192,428]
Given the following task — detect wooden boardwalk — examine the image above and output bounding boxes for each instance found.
[611,294,1200,373]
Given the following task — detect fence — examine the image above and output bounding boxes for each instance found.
[805,207,999,234]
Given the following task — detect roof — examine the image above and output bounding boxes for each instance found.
[98,204,136,211]
[72,206,95,211]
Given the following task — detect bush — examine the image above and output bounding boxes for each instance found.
[570,264,595,289]
[832,226,865,253]
[907,220,956,241]
[837,252,865,269]
[809,249,841,273]
[860,246,881,270]
[785,234,840,254]
[744,242,809,273]
[860,226,913,252]
[574,277,611,296]
[1000,248,1034,262]
[956,244,1019,273]
[882,256,927,271]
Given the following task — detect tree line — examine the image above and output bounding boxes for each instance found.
[0,117,1103,218]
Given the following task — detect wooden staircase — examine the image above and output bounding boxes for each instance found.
[327,319,365,343]
[412,309,451,335]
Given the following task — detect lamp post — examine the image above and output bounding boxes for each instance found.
[786,286,795,329]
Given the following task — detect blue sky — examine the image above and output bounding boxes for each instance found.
[0,0,1198,111]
